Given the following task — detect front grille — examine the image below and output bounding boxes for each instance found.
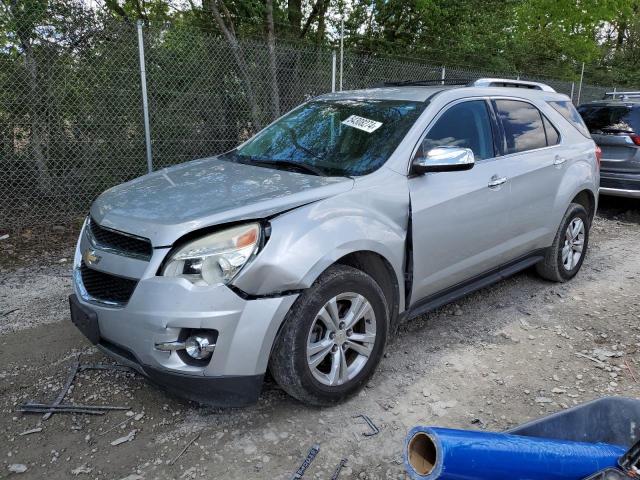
[80,262,138,305]
[600,176,640,190]
[88,219,152,260]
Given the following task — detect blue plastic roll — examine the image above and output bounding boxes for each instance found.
[404,426,627,480]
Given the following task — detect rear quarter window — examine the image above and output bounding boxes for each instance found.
[577,104,640,135]
[548,100,591,138]
[542,115,560,145]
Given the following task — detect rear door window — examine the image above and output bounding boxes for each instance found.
[577,104,640,135]
[494,100,547,154]
[549,100,591,137]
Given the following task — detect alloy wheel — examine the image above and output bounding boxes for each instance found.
[306,292,377,386]
[562,217,585,271]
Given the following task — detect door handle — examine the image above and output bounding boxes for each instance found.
[488,176,507,188]
[554,156,567,166]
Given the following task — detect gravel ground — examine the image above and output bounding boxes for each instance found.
[1,196,639,480]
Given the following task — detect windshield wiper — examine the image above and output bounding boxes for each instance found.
[247,158,328,177]
[275,124,324,160]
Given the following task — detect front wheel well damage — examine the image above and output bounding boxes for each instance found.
[335,251,401,334]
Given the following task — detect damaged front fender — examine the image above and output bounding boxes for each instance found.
[231,170,410,312]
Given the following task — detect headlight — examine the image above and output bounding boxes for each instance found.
[162,223,261,286]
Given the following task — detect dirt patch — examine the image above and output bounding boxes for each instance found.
[0,266,72,335]
[0,222,79,271]
[1,208,640,479]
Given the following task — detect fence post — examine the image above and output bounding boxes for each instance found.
[331,51,337,93]
[339,18,344,91]
[136,20,153,174]
[441,66,445,85]
[570,82,575,103]
[576,62,585,106]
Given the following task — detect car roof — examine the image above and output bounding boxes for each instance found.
[317,86,452,103]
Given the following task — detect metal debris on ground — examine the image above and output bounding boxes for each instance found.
[330,458,348,480]
[42,358,80,420]
[20,405,105,415]
[98,416,134,436]
[19,402,128,415]
[353,414,380,437]
[111,429,137,446]
[20,357,134,419]
[290,444,320,480]
[575,352,606,366]
[624,359,638,383]
[169,432,201,466]
[71,465,93,475]
[23,402,128,411]
[18,427,43,436]
[471,418,486,429]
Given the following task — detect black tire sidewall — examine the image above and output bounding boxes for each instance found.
[555,204,589,281]
[289,267,388,402]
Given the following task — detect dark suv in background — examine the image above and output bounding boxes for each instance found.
[578,92,640,198]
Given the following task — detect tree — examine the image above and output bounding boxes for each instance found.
[2,0,51,193]
[202,0,263,129]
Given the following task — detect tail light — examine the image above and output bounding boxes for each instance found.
[630,134,640,146]
[595,145,602,167]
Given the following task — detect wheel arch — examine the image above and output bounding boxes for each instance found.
[334,250,401,334]
[551,154,598,241]
[570,189,596,224]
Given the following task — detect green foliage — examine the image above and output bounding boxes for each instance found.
[330,0,639,84]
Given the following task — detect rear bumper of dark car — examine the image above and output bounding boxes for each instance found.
[600,171,640,198]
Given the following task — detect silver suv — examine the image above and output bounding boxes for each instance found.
[70,78,599,406]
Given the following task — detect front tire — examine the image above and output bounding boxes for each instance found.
[269,265,389,406]
[536,202,590,282]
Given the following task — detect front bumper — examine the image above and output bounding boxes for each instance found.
[70,223,298,406]
[600,172,640,198]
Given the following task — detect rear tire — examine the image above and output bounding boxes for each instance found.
[536,203,590,282]
[269,265,389,406]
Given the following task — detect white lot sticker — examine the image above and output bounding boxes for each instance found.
[341,115,383,133]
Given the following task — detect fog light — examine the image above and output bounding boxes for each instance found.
[184,334,216,360]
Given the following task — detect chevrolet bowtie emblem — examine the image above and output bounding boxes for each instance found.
[83,249,101,266]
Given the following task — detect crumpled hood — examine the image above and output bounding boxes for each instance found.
[90,157,353,246]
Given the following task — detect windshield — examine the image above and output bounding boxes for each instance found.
[221,99,427,176]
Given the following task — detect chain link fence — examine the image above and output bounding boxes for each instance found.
[0,19,620,234]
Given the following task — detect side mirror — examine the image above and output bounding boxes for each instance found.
[412,146,475,174]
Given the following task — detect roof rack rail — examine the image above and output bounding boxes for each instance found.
[379,79,472,87]
[604,91,640,100]
[470,78,556,92]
